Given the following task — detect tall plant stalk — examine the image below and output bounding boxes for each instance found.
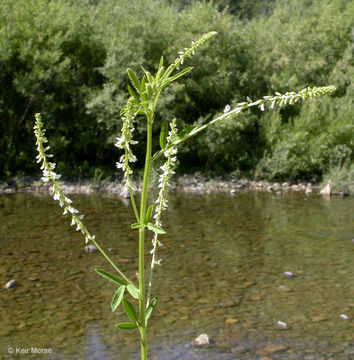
[138,119,153,360]
[34,31,335,360]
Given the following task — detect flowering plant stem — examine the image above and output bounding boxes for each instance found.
[137,118,153,360]
[34,31,336,360]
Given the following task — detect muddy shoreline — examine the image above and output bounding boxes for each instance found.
[0,175,350,197]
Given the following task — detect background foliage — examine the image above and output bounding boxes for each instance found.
[0,0,353,187]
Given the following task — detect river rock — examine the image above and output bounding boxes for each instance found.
[257,344,289,355]
[284,271,295,279]
[276,320,288,329]
[84,244,98,253]
[3,279,17,289]
[194,333,209,346]
[225,318,238,324]
[312,315,327,323]
[231,345,247,354]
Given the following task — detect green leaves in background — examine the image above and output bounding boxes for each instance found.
[2,0,352,185]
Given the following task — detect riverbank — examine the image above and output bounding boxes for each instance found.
[0,175,350,197]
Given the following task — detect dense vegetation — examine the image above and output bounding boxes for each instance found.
[1,0,353,189]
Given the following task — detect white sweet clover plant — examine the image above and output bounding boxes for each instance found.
[34,31,336,360]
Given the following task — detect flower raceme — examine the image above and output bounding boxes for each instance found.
[115,97,138,192]
[34,114,95,244]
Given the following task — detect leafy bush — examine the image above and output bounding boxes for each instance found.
[0,0,106,176]
[0,0,353,187]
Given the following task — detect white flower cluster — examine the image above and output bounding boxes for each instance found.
[34,113,95,244]
[150,119,178,265]
[220,86,336,122]
[239,86,336,113]
[115,98,138,191]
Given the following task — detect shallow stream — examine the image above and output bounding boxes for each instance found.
[0,192,353,359]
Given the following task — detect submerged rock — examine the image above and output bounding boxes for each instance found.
[3,279,17,289]
[258,344,289,355]
[340,314,349,320]
[278,285,291,292]
[276,320,288,329]
[231,345,247,354]
[84,244,98,253]
[194,333,209,346]
[284,271,296,279]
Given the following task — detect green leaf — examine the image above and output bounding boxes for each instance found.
[158,56,164,71]
[145,205,153,224]
[115,323,138,330]
[122,298,138,323]
[156,57,164,82]
[165,67,193,85]
[127,284,139,299]
[131,223,144,229]
[140,75,147,102]
[146,83,154,98]
[95,269,125,286]
[170,125,197,144]
[111,285,125,312]
[145,297,158,322]
[141,66,154,85]
[127,68,140,92]
[127,85,140,105]
[159,120,168,150]
[147,223,166,234]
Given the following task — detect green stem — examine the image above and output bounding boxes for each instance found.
[138,118,153,360]
[90,237,133,286]
[129,188,139,222]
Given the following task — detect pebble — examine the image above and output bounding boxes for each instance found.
[194,333,209,346]
[84,244,98,253]
[231,345,247,354]
[258,344,289,355]
[284,271,295,278]
[278,285,291,291]
[3,279,17,289]
[312,315,327,323]
[276,320,288,329]
[340,314,349,320]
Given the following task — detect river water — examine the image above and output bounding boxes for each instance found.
[0,191,353,359]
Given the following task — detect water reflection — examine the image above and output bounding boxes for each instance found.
[0,192,353,359]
